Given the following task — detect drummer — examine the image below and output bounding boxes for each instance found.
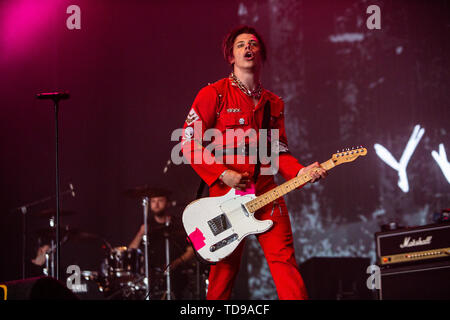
[128,189,194,298]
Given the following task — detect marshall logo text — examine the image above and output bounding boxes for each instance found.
[399,236,432,249]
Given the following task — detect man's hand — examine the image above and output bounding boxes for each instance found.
[298,162,327,183]
[220,170,251,190]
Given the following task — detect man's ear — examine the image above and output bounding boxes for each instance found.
[229,55,235,65]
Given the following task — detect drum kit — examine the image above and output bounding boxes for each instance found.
[29,185,208,300]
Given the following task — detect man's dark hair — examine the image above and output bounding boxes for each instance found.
[222,25,267,65]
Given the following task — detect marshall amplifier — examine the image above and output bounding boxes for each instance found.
[375,223,450,266]
[379,260,450,299]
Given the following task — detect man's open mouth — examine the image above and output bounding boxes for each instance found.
[244,51,254,59]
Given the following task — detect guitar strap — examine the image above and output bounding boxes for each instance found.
[194,80,227,200]
[253,99,271,183]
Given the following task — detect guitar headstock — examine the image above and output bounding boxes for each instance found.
[332,146,367,165]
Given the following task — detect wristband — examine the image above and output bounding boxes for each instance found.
[219,170,228,181]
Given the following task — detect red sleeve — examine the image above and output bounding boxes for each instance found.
[181,85,228,186]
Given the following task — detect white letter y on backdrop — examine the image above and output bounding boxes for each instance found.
[374,124,425,193]
[432,143,450,184]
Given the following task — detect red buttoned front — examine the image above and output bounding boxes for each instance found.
[181,78,304,194]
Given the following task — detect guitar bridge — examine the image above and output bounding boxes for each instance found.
[207,214,231,236]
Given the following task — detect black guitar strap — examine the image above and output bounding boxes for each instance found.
[253,99,271,183]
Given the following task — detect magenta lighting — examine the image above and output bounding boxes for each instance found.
[0,0,61,61]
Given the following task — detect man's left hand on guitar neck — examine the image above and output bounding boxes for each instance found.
[298,162,328,183]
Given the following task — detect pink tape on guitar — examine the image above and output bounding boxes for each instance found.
[235,183,255,196]
[188,228,206,250]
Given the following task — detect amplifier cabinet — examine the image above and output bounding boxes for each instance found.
[380,260,450,300]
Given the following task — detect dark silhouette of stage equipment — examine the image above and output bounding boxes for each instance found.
[299,257,373,300]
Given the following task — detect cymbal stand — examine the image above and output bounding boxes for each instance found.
[50,239,56,278]
[42,242,56,278]
[44,252,50,276]
[20,206,27,279]
[49,216,56,278]
[41,216,57,278]
[42,222,70,279]
[164,217,172,300]
[142,197,150,300]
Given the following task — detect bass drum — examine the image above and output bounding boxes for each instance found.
[106,246,144,281]
[65,270,106,300]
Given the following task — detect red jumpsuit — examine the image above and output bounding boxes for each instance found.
[181,77,309,300]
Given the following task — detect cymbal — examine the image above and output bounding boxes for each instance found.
[33,209,76,218]
[122,185,172,199]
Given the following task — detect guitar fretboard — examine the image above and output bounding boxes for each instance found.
[245,159,336,213]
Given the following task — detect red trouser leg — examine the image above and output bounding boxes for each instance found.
[255,205,308,300]
[206,202,308,300]
[206,240,245,300]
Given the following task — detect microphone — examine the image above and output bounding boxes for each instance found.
[36,92,70,100]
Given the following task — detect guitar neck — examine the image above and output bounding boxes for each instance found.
[245,158,336,213]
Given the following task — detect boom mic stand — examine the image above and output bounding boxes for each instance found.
[11,184,75,279]
[36,91,69,280]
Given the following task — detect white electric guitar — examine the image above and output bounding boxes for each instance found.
[182,147,367,263]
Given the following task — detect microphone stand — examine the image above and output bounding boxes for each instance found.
[54,98,61,280]
[11,184,75,280]
[36,92,69,281]
[11,185,75,213]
